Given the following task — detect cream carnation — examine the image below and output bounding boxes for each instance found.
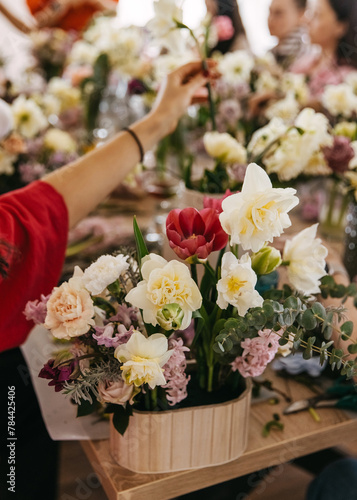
[44,128,76,153]
[12,95,47,139]
[115,331,173,389]
[283,224,328,295]
[217,252,263,316]
[125,254,202,330]
[203,131,247,164]
[82,254,129,296]
[45,277,95,340]
[220,163,299,252]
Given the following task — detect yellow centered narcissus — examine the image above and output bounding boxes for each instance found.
[219,163,299,252]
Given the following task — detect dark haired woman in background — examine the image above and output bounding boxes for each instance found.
[205,0,249,54]
[291,0,357,97]
[268,0,308,68]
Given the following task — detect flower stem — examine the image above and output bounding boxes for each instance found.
[190,263,198,285]
[207,364,214,392]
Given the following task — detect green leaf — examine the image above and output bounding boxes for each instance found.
[341,321,354,338]
[283,296,300,310]
[77,396,98,417]
[311,303,326,321]
[301,309,318,330]
[263,301,275,319]
[112,404,133,436]
[347,344,357,355]
[133,216,149,268]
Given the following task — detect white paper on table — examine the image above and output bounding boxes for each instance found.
[21,325,109,441]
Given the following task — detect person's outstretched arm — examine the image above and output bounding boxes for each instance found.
[43,61,211,228]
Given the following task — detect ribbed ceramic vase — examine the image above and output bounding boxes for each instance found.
[110,378,252,474]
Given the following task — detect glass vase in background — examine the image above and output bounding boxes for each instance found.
[318,179,350,241]
[343,202,357,281]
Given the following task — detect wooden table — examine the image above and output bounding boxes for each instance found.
[81,371,357,500]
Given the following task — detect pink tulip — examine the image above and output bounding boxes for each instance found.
[214,16,235,42]
[166,207,228,262]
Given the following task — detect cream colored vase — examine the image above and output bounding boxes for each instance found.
[110,378,252,474]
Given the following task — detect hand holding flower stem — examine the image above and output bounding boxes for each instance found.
[173,19,217,131]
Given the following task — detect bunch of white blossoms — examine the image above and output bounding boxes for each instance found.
[248,108,333,181]
[147,0,186,55]
[126,163,327,325]
[322,83,357,118]
[218,50,255,86]
[12,95,48,139]
[203,131,247,164]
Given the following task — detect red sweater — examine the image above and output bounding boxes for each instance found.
[0,181,68,352]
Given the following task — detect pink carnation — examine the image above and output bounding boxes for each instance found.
[231,329,280,378]
[24,294,50,325]
[214,16,235,42]
[163,338,190,406]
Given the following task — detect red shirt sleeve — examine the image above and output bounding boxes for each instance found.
[0,181,68,352]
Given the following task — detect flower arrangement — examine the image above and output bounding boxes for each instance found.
[33,164,357,435]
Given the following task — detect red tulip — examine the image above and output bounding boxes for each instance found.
[203,190,234,214]
[166,208,229,262]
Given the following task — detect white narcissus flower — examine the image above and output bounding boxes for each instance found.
[217,252,263,316]
[82,254,129,296]
[220,163,299,252]
[203,131,247,164]
[283,224,328,295]
[147,0,185,54]
[12,95,47,139]
[218,51,255,86]
[44,128,76,153]
[0,99,14,139]
[247,117,288,158]
[125,254,202,330]
[114,330,173,389]
[322,84,357,118]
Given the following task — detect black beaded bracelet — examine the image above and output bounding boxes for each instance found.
[123,127,144,163]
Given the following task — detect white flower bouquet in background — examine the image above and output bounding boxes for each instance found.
[30,164,357,435]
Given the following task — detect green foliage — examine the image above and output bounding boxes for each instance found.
[212,284,357,380]
[112,404,133,436]
[133,216,149,269]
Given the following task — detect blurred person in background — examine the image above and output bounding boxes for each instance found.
[268,0,308,69]
[205,0,250,54]
[291,0,357,98]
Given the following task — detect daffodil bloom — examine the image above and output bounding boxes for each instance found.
[219,163,299,252]
[114,331,173,389]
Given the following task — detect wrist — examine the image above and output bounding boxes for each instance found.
[131,110,171,153]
